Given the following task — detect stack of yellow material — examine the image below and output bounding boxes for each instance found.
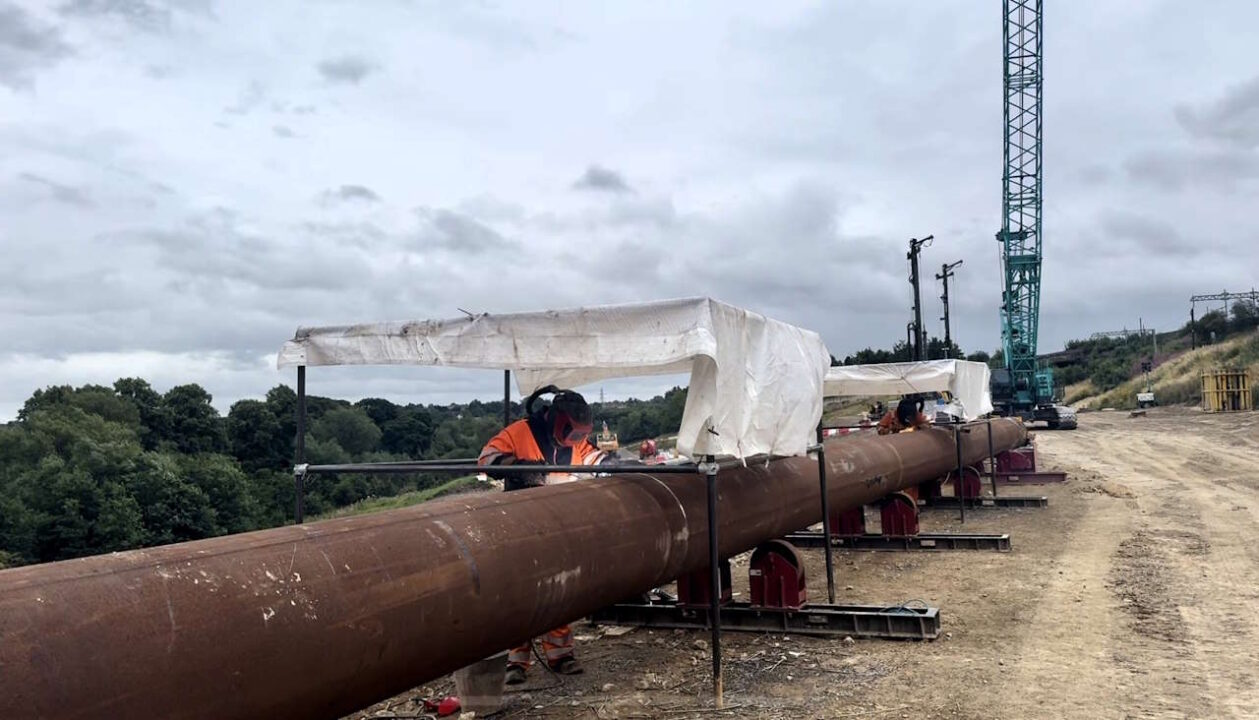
[1201,368,1253,412]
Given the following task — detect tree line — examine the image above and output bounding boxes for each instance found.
[834,336,989,366]
[1053,300,1259,392]
[0,380,687,568]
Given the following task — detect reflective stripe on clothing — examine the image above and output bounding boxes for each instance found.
[541,626,574,662]
[479,417,603,484]
[506,624,574,669]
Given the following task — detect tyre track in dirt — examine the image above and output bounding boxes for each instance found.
[1050,412,1259,719]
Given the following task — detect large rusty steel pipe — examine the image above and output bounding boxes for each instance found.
[0,420,1025,720]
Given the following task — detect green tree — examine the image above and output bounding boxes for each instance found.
[114,378,171,450]
[305,436,351,465]
[128,453,219,546]
[177,454,259,534]
[355,398,399,427]
[1196,310,1229,344]
[16,406,147,561]
[162,384,227,454]
[311,407,381,457]
[265,384,298,440]
[1231,300,1259,333]
[380,406,434,457]
[20,384,141,431]
[227,399,290,472]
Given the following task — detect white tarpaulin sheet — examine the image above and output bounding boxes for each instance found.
[823,360,993,420]
[277,297,830,459]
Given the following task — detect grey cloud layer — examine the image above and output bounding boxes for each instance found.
[1175,76,1259,149]
[573,165,633,194]
[1,1,1257,418]
[57,0,205,33]
[316,55,377,85]
[0,3,74,89]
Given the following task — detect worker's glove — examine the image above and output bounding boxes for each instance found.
[500,460,546,492]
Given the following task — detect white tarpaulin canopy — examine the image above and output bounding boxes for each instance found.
[823,360,994,420]
[277,297,831,459]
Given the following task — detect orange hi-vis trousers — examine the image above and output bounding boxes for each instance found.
[507,625,574,669]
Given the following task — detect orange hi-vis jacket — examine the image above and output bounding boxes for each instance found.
[478,415,605,484]
[876,410,932,435]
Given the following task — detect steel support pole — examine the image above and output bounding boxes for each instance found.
[910,252,923,361]
[908,235,933,361]
[955,426,966,524]
[987,419,998,497]
[817,425,836,604]
[937,259,962,358]
[704,458,723,709]
[503,370,511,426]
[295,366,307,524]
[1190,305,1197,349]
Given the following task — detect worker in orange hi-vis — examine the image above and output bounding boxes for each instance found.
[478,385,620,684]
[877,397,933,435]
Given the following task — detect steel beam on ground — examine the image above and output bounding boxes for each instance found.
[784,530,1011,553]
[996,470,1067,484]
[925,495,1048,509]
[589,600,940,640]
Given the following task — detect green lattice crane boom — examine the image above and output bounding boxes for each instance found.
[994,0,1061,420]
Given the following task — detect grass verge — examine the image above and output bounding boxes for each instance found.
[316,475,490,520]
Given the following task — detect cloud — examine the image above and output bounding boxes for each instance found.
[1174,75,1259,149]
[416,208,516,253]
[316,55,378,85]
[1097,210,1197,257]
[0,3,74,90]
[223,79,266,115]
[3,1,1259,419]
[60,0,164,31]
[18,172,94,207]
[318,184,381,205]
[1124,149,1259,193]
[572,164,633,194]
[272,124,295,139]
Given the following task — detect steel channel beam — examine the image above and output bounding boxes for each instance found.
[589,601,940,640]
[784,531,1012,552]
[926,495,1048,509]
[996,471,1067,484]
[0,420,1025,720]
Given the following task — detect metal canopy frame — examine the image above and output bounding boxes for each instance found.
[291,364,758,709]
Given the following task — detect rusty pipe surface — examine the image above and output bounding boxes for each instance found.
[0,419,1025,720]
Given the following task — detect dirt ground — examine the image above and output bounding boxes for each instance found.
[353,408,1259,719]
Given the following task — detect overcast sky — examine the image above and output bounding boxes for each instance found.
[2,0,1257,418]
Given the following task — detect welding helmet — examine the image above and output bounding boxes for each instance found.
[548,390,593,447]
[895,397,918,427]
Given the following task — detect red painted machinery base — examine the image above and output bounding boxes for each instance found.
[995,445,1068,483]
[749,540,808,610]
[676,559,732,608]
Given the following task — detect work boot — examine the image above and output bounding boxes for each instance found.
[504,665,527,685]
[549,657,583,675]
